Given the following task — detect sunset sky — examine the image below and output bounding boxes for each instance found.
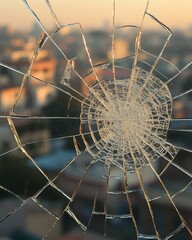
[0,0,192,32]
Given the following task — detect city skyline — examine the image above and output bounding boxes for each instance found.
[1,0,192,32]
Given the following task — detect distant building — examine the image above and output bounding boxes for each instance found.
[31,56,57,84]
[35,85,57,108]
[107,38,129,59]
[0,86,27,111]
[88,30,111,62]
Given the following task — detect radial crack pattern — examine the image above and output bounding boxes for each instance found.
[0,0,191,240]
[81,67,177,172]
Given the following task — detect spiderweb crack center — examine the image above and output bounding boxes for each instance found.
[81,67,174,172]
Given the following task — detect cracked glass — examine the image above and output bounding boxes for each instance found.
[0,0,192,239]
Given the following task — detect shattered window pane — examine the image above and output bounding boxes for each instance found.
[0,0,192,239]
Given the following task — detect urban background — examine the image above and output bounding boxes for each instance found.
[0,1,192,239]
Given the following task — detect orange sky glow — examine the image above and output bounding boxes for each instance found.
[0,0,192,32]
